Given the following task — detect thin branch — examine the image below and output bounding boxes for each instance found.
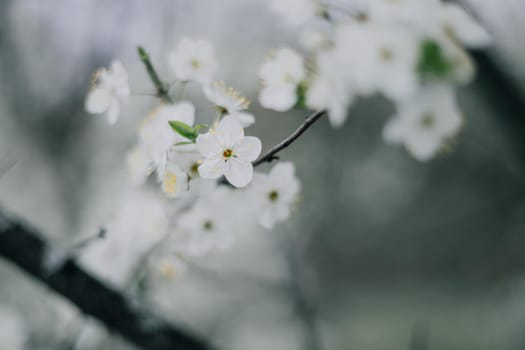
[137,46,173,104]
[253,110,326,167]
[0,208,210,350]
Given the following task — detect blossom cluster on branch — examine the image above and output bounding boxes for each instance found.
[82,0,488,288]
[265,0,490,160]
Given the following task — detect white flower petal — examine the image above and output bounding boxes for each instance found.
[215,115,244,146]
[228,112,255,128]
[382,117,406,144]
[198,157,227,179]
[196,133,221,157]
[440,4,491,48]
[259,85,297,112]
[225,158,253,188]
[85,88,112,114]
[106,99,120,125]
[235,136,262,162]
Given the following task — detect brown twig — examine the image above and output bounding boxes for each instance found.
[253,110,326,167]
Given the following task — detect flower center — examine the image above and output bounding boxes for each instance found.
[268,190,279,202]
[420,113,435,128]
[380,47,394,61]
[191,58,200,69]
[190,162,200,175]
[203,220,213,231]
[163,172,178,196]
[223,148,233,159]
[215,105,229,115]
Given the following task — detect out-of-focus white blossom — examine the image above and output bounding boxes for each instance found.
[152,255,187,280]
[203,81,255,127]
[269,0,322,25]
[368,0,490,48]
[383,85,462,161]
[335,21,419,101]
[306,49,353,127]
[125,144,153,186]
[80,190,168,287]
[251,162,301,229]
[173,187,238,256]
[259,48,306,112]
[85,60,130,124]
[196,116,261,187]
[439,3,491,48]
[0,307,27,350]
[168,38,218,84]
[299,29,330,51]
[160,162,189,199]
[139,101,195,173]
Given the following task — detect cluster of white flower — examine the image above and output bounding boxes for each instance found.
[84,38,302,282]
[82,2,490,286]
[264,0,489,161]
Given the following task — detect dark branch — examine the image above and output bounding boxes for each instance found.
[0,208,210,350]
[137,46,173,104]
[253,110,326,167]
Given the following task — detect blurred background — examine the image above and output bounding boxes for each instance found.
[1,0,525,349]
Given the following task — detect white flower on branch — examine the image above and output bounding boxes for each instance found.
[368,0,490,49]
[196,116,261,188]
[259,47,306,112]
[80,190,168,287]
[335,21,419,101]
[160,162,189,199]
[306,49,354,127]
[139,102,196,173]
[383,85,463,161]
[203,80,255,127]
[85,60,130,125]
[251,162,301,229]
[174,187,238,256]
[126,144,153,186]
[439,3,491,48]
[168,38,218,84]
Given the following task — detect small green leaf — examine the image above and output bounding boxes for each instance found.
[169,121,197,142]
[417,39,452,79]
[174,141,195,146]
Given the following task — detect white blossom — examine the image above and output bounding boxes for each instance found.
[306,49,354,127]
[173,187,237,256]
[160,162,189,199]
[259,48,306,112]
[439,3,491,48]
[383,85,462,161]
[334,21,419,101]
[125,144,153,186]
[299,29,330,51]
[139,101,195,173]
[251,162,301,229]
[269,0,321,25]
[0,307,27,350]
[152,254,187,280]
[80,190,168,287]
[203,81,255,127]
[368,0,490,48]
[168,38,218,84]
[85,60,130,124]
[196,116,261,188]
